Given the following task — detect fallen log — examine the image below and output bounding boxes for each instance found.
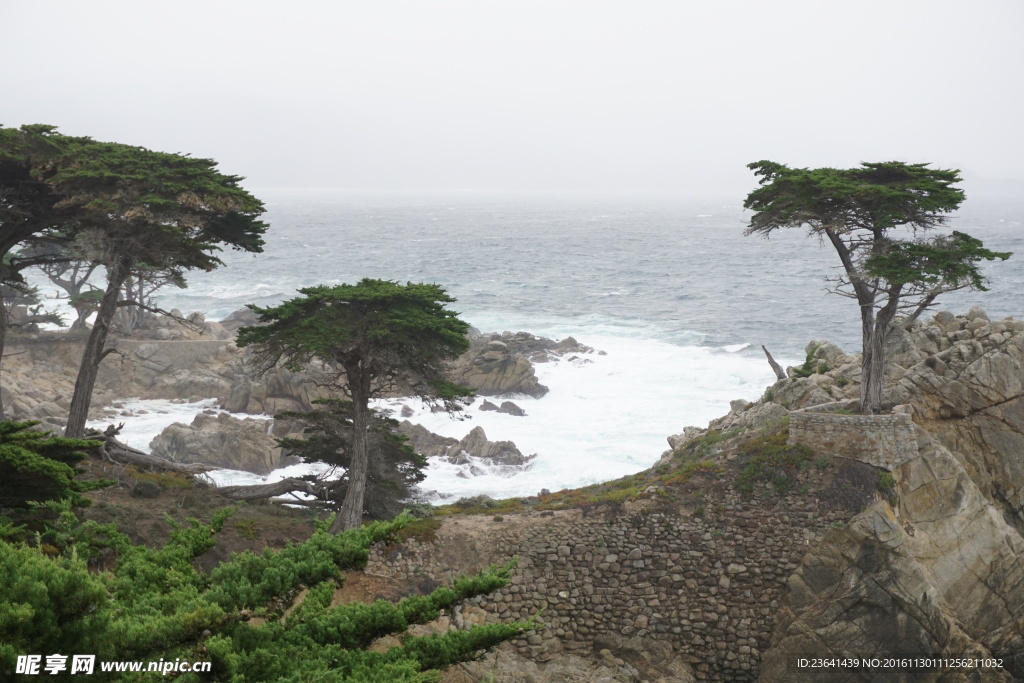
[84,429,214,475]
[215,477,325,501]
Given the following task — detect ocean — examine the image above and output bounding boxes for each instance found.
[88,190,1024,501]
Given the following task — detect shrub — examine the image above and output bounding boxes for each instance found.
[0,507,528,681]
[735,428,814,497]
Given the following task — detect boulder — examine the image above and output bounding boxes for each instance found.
[397,421,460,458]
[149,412,291,475]
[395,422,536,474]
[497,400,526,416]
[449,339,549,398]
[219,307,260,335]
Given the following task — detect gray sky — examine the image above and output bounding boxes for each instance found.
[2,1,1022,195]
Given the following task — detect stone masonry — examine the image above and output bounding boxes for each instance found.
[366,496,851,682]
[787,407,918,470]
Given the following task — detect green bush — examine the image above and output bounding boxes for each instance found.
[0,507,528,681]
[735,429,814,497]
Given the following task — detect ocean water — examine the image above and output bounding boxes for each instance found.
[86,191,1024,499]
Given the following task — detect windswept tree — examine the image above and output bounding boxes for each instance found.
[744,161,1011,414]
[0,126,268,437]
[237,279,473,531]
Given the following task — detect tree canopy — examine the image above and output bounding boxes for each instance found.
[0,124,268,436]
[238,279,473,531]
[744,160,1010,413]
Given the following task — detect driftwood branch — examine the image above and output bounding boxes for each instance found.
[84,429,214,475]
[761,345,786,381]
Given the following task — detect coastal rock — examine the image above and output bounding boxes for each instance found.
[707,400,789,434]
[497,400,526,416]
[149,412,294,475]
[396,422,536,474]
[449,336,549,398]
[218,307,260,335]
[470,330,597,363]
[397,421,460,459]
[761,428,1024,681]
[454,426,534,468]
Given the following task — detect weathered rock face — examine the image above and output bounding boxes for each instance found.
[149,411,294,475]
[396,421,460,458]
[449,337,550,398]
[761,427,1024,682]
[882,312,1024,534]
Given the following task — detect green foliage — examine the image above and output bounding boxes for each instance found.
[0,510,526,681]
[238,279,473,530]
[0,420,107,508]
[276,399,428,521]
[734,428,815,497]
[393,518,443,544]
[744,161,966,235]
[677,428,741,458]
[790,344,831,378]
[239,279,473,408]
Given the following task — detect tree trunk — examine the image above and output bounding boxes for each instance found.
[65,258,130,438]
[0,303,8,420]
[860,320,886,415]
[332,361,370,533]
[761,345,786,381]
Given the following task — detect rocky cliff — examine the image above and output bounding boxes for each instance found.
[353,309,1024,682]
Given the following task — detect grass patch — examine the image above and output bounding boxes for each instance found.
[128,467,195,490]
[233,519,261,541]
[734,428,814,497]
[391,517,443,544]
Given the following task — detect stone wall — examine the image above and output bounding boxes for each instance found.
[787,408,918,469]
[367,498,851,681]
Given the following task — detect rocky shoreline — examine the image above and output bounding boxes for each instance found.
[7,305,1024,680]
[1,310,596,485]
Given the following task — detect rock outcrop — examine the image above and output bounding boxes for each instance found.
[449,338,550,398]
[396,422,536,476]
[149,411,296,475]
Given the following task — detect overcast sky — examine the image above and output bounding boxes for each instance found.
[2,1,1021,195]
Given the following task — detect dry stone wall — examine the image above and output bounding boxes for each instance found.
[788,408,918,469]
[367,499,851,681]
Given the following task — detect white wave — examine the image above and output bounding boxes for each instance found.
[377,334,778,501]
